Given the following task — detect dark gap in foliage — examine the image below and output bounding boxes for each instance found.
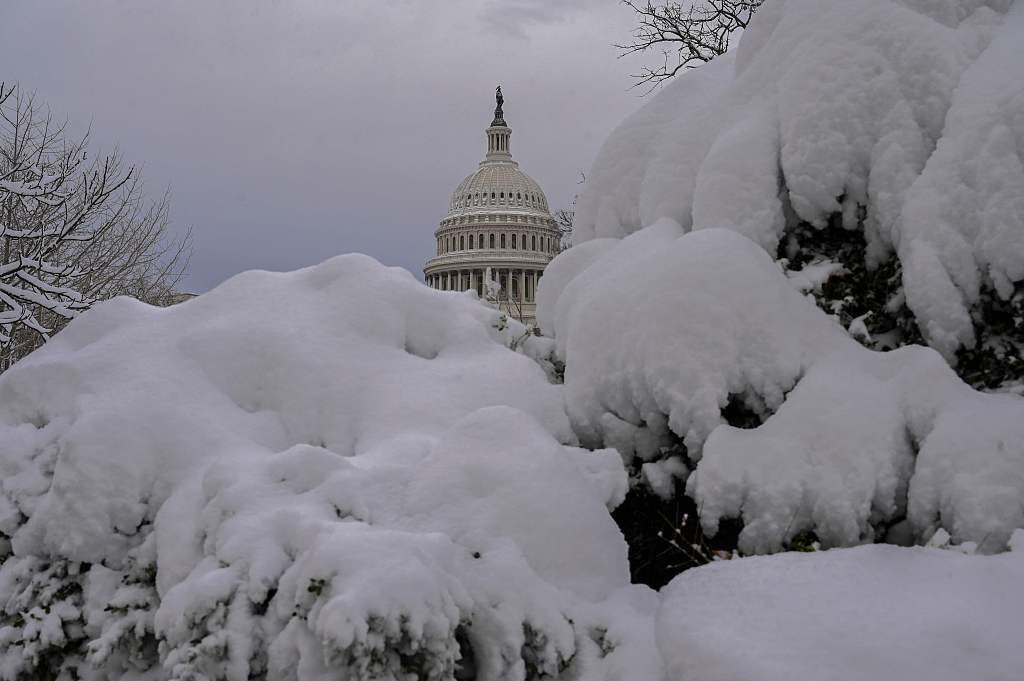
[612,479,740,590]
[783,218,922,350]
[721,395,764,429]
[780,214,1023,390]
[454,623,477,680]
[955,283,1024,390]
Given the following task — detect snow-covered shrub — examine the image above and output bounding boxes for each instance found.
[0,255,658,680]
[0,557,87,680]
[573,0,1024,382]
[543,226,1024,555]
[539,0,1024,571]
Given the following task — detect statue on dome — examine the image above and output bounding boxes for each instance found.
[492,85,506,126]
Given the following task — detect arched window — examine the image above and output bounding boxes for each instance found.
[517,192,521,200]
[532,235,536,251]
[512,234,517,249]
[500,192,504,199]
[500,233,506,248]
[469,234,474,249]
[490,233,495,248]
[460,235,465,250]
[491,192,496,199]
[522,233,526,249]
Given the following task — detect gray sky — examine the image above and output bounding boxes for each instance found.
[2,0,648,292]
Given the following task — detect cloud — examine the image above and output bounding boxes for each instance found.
[479,0,605,36]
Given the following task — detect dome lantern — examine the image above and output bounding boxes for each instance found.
[485,85,512,162]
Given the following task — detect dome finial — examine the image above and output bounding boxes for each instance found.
[492,85,506,126]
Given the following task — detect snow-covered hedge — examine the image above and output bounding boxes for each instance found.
[573,0,1024,362]
[539,0,1024,555]
[543,225,1024,554]
[0,255,662,680]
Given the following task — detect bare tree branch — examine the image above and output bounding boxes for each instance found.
[0,83,193,371]
[616,0,763,91]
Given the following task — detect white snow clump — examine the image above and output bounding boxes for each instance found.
[0,255,659,681]
[543,226,1024,553]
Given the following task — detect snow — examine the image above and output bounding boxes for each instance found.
[786,259,847,295]
[3,0,1024,677]
[543,226,1024,553]
[0,254,654,680]
[657,539,1024,681]
[2,245,1021,679]
[572,0,1023,360]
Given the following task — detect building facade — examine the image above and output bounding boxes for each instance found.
[423,87,560,327]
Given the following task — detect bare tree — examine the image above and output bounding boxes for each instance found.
[617,0,763,90]
[0,83,191,371]
[554,207,575,252]
[554,171,584,251]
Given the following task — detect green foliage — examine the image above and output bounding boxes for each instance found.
[782,217,1022,391]
[782,218,923,352]
[306,577,328,597]
[955,284,1024,390]
[787,530,819,553]
[86,552,160,675]
[0,558,88,681]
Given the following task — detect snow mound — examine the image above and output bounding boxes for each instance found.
[657,540,1024,681]
[573,0,1023,358]
[0,255,655,680]
[545,227,1024,553]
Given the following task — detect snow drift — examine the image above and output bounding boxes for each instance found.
[573,0,1024,359]
[0,255,661,681]
[657,537,1024,681]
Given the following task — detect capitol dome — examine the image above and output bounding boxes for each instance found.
[424,87,561,327]
[447,162,549,216]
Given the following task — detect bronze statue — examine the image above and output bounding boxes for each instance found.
[492,85,506,126]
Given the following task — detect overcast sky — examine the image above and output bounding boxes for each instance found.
[3,0,649,292]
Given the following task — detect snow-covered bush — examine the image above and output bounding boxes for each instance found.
[0,255,662,680]
[544,225,1024,555]
[538,0,1024,569]
[573,0,1024,382]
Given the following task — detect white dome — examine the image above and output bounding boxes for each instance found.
[448,162,549,216]
[424,86,560,327]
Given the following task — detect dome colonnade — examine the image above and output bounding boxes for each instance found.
[423,86,560,326]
